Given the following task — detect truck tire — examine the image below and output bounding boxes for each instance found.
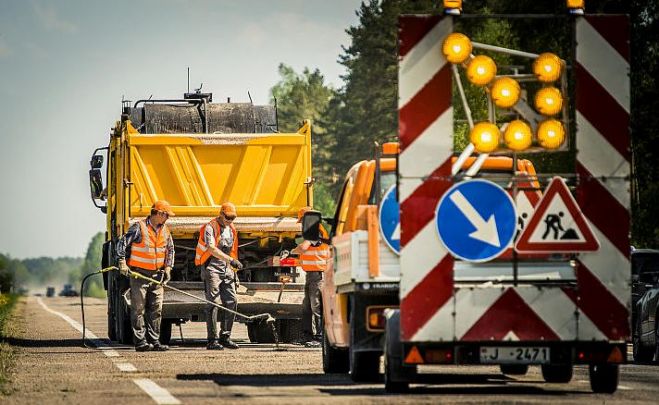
[159,320,173,345]
[384,310,415,393]
[500,364,529,375]
[322,330,349,373]
[107,275,117,341]
[589,363,619,393]
[247,320,276,343]
[117,296,133,345]
[280,319,304,343]
[541,364,573,383]
[349,346,380,382]
[633,319,653,363]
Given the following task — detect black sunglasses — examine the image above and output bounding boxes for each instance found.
[222,214,236,221]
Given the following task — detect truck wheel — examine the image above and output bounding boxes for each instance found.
[589,363,619,393]
[280,319,303,343]
[247,321,276,343]
[349,347,380,382]
[633,319,653,363]
[541,364,573,383]
[107,275,117,341]
[117,296,133,345]
[159,320,173,345]
[500,364,529,375]
[384,310,415,393]
[322,330,349,373]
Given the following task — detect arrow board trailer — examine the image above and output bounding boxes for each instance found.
[385,13,630,394]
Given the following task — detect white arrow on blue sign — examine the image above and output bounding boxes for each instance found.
[435,179,516,262]
[379,185,400,255]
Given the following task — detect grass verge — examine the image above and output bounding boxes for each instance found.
[0,294,18,392]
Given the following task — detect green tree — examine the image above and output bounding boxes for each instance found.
[270,63,336,215]
[74,233,106,298]
[0,255,13,293]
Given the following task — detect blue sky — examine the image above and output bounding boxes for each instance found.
[0,0,362,258]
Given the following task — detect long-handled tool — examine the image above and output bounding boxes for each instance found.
[80,266,117,348]
[80,267,279,348]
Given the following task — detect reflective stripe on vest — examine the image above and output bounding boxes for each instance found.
[127,220,170,271]
[194,219,221,266]
[300,243,330,272]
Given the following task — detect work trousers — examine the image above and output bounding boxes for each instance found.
[129,268,164,345]
[302,271,323,340]
[201,265,237,341]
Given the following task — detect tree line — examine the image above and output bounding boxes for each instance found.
[270,0,659,248]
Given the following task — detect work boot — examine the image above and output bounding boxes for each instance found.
[220,337,239,349]
[135,342,153,352]
[151,342,169,351]
[207,341,224,350]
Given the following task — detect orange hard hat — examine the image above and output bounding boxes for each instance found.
[297,206,312,223]
[152,200,175,216]
[220,202,237,217]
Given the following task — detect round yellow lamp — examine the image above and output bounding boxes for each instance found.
[503,120,533,151]
[442,33,471,64]
[533,53,562,83]
[534,87,563,116]
[470,122,501,153]
[490,77,521,108]
[467,55,497,86]
[537,119,566,149]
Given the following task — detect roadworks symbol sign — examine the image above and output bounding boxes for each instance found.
[515,176,599,253]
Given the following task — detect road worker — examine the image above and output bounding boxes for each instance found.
[117,200,175,352]
[292,206,330,348]
[195,202,243,350]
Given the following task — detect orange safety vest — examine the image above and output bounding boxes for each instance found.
[194,218,238,266]
[300,226,330,272]
[127,220,170,271]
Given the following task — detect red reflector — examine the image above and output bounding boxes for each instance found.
[607,347,624,363]
[404,346,424,364]
[424,349,453,364]
[578,351,585,360]
[280,258,296,266]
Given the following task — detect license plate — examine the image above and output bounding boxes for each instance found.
[480,346,550,364]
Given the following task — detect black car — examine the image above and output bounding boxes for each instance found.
[632,248,659,362]
[58,284,79,297]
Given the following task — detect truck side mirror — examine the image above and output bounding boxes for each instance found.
[90,154,104,169]
[89,169,104,199]
[302,210,322,241]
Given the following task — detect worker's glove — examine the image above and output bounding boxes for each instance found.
[118,260,130,277]
[163,267,172,285]
[230,259,243,270]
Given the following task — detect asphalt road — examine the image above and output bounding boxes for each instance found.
[2,296,658,404]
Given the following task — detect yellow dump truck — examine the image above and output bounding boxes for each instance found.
[88,92,311,344]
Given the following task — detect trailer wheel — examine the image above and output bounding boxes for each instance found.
[541,364,573,383]
[633,318,653,363]
[384,310,415,393]
[322,329,349,373]
[159,320,173,345]
[589,363,619,393]
[500,364,529,375]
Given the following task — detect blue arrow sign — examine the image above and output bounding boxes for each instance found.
[435,179,516,262]
[379,185,400,255]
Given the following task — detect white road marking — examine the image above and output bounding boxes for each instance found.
[36,297,121,357]
[37,298,182,405]
[116,362,138,372]
[133,379,182,405]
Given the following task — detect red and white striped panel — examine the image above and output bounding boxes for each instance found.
[398,15,630,343]
[573,15,630,341]
[398,15,455,341]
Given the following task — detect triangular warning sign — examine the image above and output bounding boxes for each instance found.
[404,346,424,364]
[515,177,599,253]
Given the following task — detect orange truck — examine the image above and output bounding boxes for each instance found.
[320,142,541,382]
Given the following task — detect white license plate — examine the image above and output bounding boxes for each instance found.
[480,346,550,364]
